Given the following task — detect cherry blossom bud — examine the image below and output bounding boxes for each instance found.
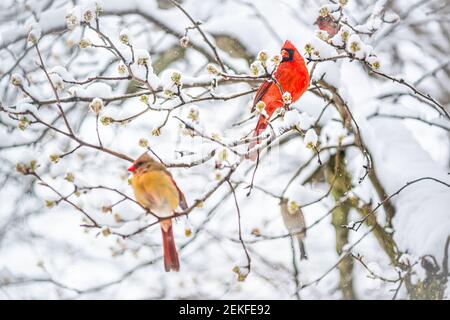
[114,213,122,223]
[349,41,360,53]
[319,6,330,17]
[214,170,222,181]
[139,95,149,104]
[255,101,266,113]
[304,43,314,55]
[316,30,329,41]
[151,128,161,136]
[250,61,262,76]
[184,220,192,237]
[100,116,111,126]
[170,70,182,87]
[119,29,130,45]
[65,12,79,30]
[179,36,189,48]
[11,73,23,86]
[164,89,174,98]
[18,117,29,130]
[89,98,104,114]
[101,205,112,213]
[15,159,36,174]
[137,56,149,66]
[49,154,60,163]
[257,50,268,65]
[367,55,381,70]
[101,227,111,237]
[271,54,282,66]
[45,200,55,209]
[194,201,204,210]
[232,266,248,282]
[27,27,41,45]
[83,9,93,23]
[16,163,28,175]
[304,129,318,149]
[117,63,127,75]
[347,34,365,58]
[138,138,148,148]
[218,149,228,162]
[206,63,219,75]
[188,106,199,122]
[341,30,350,43]
[65,172,75,183]
[78,39,91,48]
[95,3,103,17]
[282,92,292,105]
[371,60,381,70]
[31,160,37,172]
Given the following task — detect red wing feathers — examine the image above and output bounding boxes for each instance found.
[251,80,272,113]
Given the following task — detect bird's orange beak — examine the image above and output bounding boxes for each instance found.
[127,165,136,173]
[281,49,289,60]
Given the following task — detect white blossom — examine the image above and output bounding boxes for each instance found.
[89,97,104,114]
[27,24,41,45]
[179,36,189,48]
[119,28,130,45]
[10,73,23,86]
[282,92,292,105]
[366,55,381,70]
[346,34,367,59]
[304,129,318,148]
[65,7,80,30]
[256,50,268,65]
[206,63,219,75]
[161,69,183,97]
[250,61,264,76]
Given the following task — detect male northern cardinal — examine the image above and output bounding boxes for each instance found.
[128,153,187,272]
[247,40,310,160]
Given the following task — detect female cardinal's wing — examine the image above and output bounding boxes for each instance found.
[148,162,188,211]
[170,176,188,210]
[251,80,272,113]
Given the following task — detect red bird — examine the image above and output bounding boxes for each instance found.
[247,40,310,160]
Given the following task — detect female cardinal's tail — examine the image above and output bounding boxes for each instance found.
[160,220,179,272]
[246,116,268,161]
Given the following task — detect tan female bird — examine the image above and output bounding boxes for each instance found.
[128,153,187,272]
[314,14,339,38]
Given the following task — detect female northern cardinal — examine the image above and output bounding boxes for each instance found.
[247,40,310,160]
[128,153,187,272]
[280,199,307,260]
[314,14,339,38]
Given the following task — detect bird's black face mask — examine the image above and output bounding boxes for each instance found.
[281,48,294,62]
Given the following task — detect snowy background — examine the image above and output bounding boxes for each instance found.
[0,0,449,299]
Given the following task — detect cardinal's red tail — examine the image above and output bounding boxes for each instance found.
[246,116,269,161]
[160,220,179,272]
